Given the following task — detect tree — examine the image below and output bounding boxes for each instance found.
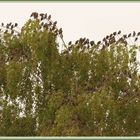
[0,12,140,136]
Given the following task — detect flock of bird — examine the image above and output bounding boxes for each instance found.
[0,12,140,54]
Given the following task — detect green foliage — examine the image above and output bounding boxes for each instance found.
[0,12,140,136]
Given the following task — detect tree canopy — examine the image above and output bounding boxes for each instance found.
[0,12,140,136]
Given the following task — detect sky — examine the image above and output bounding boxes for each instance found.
[0,2,140,44]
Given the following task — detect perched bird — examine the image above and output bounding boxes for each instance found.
[75,40,79,45]
[135,37,138,42]
[109,34,113,38]
[15,23,18,27]
[118,30,121,34]
[1,23,4,26]
[106,35,109,39]
[123,34,127,39]
[53,21,57,26]
[68,41,72,45]
[97,41,101,45]
[137,32,140,36]
[103,38,106,42]
[48,15,51,20]
[30,12,38,19]
[59,28,62,34]
[11,25,14,30]
[128,33,131,37]
[90,41,95,46]
[113,32,117,36]
[11,30,14,34]
[133,31,136,37]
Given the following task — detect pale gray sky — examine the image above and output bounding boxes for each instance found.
[0,2,140,44]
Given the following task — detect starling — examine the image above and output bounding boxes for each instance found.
[48,15,51,20]
[54,21,57,25]
[128,33,131,37]
[11,30,14,34]
[106,35,109,39]
[105,41,109,46]
[11,25,14,30]
[68,41,72,45]
[137,32,140,36]
[44,13,47,18]
[59,28,62,34]
[48,22,52,26]
[6,24,9,29]
[97,41,101,45]
[135,37,138,42]
[31,12,38,19]
[75,40,79,44]
[103,38,106,42]
[113,32,117,36]
[15,23,18,27]
[118,30,121,34]
[110,34,113,38]
[90,41,95,46]
[40,13,44,17]
[133,31,136,37]
[109,36,115,44]
[123,34,127,39]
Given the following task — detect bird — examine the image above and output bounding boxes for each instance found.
[53,21,57,26]
[103,38,106,42]
[137,32,140,36]
[90,41,95,46]
[133,31,136,37]
[15,23,18,27]
[113,32,117,36]
[48,15,51,20]
[128,33,131,37]
[135,37,138,42]
[58,28,62,34]
[106,35,109,39]
[123,35,127,39]
[97,41,101,45]
[118,30,121,34]
[68,41,72,45]
[31,12,38,19]
[11,30,14,34]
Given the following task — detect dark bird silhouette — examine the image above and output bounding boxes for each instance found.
[11,25,14,30]
[137,32,140,36]
[110,34,113,38]
[11,30,14,34]
[48,15,51,20]
[103,38,106,42]
[123,35,127,39]
[53,21,57,26]
[118,30,121,34]
[97,41,101,45]
[133,31,136,37]
[59,28,62,34]
[44,13,47,18]
[1,23,4,26]
[113,32,117,36]
[106,35,109,39]
[128,33,131,37]
[135,37,138,42]
[31,12,38,19]
[68,41,72,45]
[90,41,95,46]
[15,23,18,27]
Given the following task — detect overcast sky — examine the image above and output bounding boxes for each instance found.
[0,2,140,44]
